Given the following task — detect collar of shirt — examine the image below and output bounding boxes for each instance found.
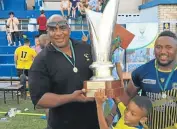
[46,39,77,52]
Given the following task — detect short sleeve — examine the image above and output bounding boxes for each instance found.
[131,69,141,88]
[117,102,126,115]
[28,54,51,106]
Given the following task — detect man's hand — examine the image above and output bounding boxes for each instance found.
[71,89,94,102]
[94,89,107,107]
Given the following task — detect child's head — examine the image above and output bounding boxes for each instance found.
[124,95,152,126]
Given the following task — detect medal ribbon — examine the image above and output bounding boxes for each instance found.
[51,40,76,68]
[156,61,177,92]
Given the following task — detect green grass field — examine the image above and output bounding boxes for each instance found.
[0,93,46,129]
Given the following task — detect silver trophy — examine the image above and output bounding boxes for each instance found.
[85,0,120,81]
[84,0,123,97]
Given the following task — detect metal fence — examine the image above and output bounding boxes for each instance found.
[0,18,88,32]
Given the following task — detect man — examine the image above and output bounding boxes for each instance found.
[77,0,87,19]
[60,0,71,18]
[14,38,37,77]
[29,14,99,129]
[38,34,50,49]
[120,31,177,129]
[71,0,79,18]
[37,10,47,36]
[7,12,21,46]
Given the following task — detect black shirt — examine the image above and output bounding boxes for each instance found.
[29,39,99,129]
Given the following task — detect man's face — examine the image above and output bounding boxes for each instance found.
[48,21,70,49]
[124,101,146,126]
[154,36,177,66]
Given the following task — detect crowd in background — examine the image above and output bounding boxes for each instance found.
[4,0,112,80]
[5,0,110,47]
[60,0,108,18]
[4,0,113,82]
[5,0,109,47]
[4,0,111,78]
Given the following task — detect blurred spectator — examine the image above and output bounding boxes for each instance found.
[60,0,72,18]
[71,0,79,18]
[28,16,38,32]
[78,0,87,18]
[97,0,102,11]
[38,34,50,122]
[7,12,21,46]
[14,38,37,77]
[100,0,109,12]
[32,35,41,54]
[38,34,50,49]
[6,25,12,46]
[37,10,47,36]
[88,0,100,12]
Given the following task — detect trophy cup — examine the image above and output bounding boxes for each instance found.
[84,0,124,97]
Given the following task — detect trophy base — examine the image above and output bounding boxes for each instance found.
[90,76,115,81]
[83,80,124,98]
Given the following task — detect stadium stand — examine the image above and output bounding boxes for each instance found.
[0,0,89,77]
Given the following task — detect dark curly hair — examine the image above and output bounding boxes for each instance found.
[158,31,177,40]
